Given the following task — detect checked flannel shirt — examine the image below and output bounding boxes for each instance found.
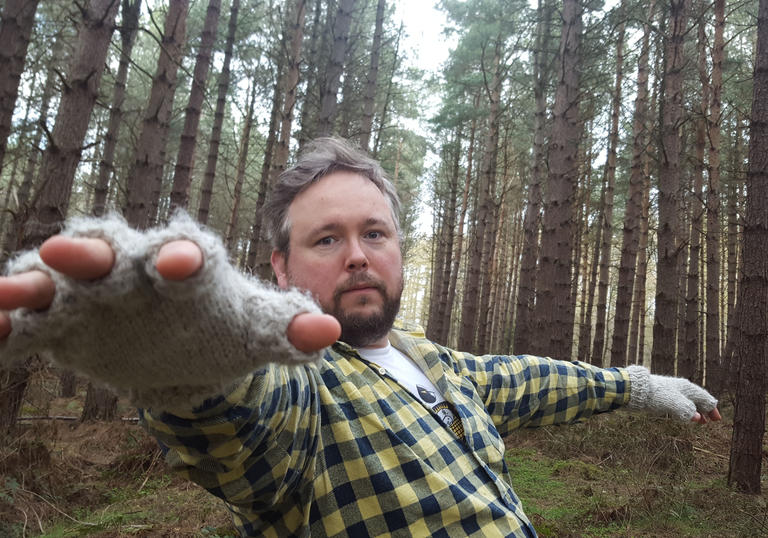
[141,327,631,537]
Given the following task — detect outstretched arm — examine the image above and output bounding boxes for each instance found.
[0,236,338,351]
[0,214,340,408]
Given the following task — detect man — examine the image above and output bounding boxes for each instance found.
[0,138,719,537]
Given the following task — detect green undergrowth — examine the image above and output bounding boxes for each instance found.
[504,409,768,537]
[2,403,766,537]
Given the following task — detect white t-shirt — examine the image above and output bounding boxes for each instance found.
[357,343,464,439]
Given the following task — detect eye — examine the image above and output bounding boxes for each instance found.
[365,231,384,240]
[316,236,336,246]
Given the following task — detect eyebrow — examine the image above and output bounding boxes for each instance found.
[309,217,392,237]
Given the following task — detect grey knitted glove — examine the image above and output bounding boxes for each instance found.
[0,212,323,409]
[626,365,718,421]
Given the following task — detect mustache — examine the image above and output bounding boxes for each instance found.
[333,273,386,297]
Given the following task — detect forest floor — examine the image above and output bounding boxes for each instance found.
[1,373,766,537]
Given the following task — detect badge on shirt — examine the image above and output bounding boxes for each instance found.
[417,385,437,403]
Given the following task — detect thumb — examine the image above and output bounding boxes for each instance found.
[287,313,341,353]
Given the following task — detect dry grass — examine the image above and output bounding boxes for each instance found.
[1,370,767,537]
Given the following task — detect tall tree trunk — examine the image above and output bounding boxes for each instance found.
[427,132,461,343]
[169,0,221,213]
[197,0,239,225]
[316,0,356,136]
[297,0,323,150]
[611,0,654,366]
[372,22,403,158]
[533,0,583,360]
[0,0,119,431]
[124,0,188,230]
[0,0,40,178]
[727,0,768,493]
[705,0,725,391]
[514,0,552,355]
[593,12,624,366]
[652,0,690,375]
[443,113,476,345]
[723,117,743,384]
[1,39,61,263]
[629,166,653,365]
[680,14,709,381]
[245,56,284,275]
[225,84,256,251]
[359,0,385,151]
[93,0,142,217]
[271,0,307,179]
[458,36,502,353]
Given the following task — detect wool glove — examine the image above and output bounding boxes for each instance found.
[0,212,323,409]
[626,365,718,421]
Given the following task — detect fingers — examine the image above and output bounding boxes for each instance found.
[40,236,115,280]
[155,240,204,281]
[690,408,722,424]
[0,312,10,339]
[0,271,56,310]
[287,313,341,353]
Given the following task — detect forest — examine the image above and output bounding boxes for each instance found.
[0,0,767,535]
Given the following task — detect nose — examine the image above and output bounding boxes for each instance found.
[345,238,368,271]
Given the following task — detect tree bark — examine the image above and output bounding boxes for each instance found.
[316,0,356,136]
[705,0,725,390]
[93,0,142,217]
[593,12,624,366]
[0,0,119,430]
[271,0,307,180]
[611,0,654,366]
[458,36,502,354]
[225,83,256,252]
[124,0,188,230]
[0,0,40,178]
[169,0,221,213]
[81,383,118,421]
[514,0,552,355]
[652,0,690,375]
[359,0,385,151]
[197,0,239,225]
[533,0,583,360]
[727,0,768,493]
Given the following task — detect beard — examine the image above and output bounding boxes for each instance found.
[328,272,403,348]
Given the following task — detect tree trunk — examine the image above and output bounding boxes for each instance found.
[124,0,188,230]
[680,15,708,382]
[458,36,502,354]
[0,0,119,430]
[359,0,385,151]
[610,0,654,366]
[81,383,118,421]
[0,0,40,178]
[93,0,142,217]
[225,84,256,251]
[197,0,239,225]
[727,0,768,493]
[271,0,307,180]
[316,0,356,136]
[652,0,690,375]
[705,0,725,391]
[593,13,624,366]
[514,0,552,355]
[297,0,324,150]
[245,57,284,275]
[532,0,582,360]
[169,0,221,213]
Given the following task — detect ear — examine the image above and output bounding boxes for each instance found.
[271,250,289,289]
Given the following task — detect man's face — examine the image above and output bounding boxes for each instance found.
[271,171,404,348]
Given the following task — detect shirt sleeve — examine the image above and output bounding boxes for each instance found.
[445,350,631,437]
[139,362,320,512]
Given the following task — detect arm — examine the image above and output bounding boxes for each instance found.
[0,212,339,408]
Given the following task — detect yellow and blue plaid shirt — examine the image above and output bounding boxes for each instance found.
[141,328,631,537]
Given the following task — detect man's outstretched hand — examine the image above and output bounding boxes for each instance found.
[0,236,340,353]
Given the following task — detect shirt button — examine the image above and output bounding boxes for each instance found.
[378,367,387,375]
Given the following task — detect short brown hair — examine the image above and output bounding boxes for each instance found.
[264,137,402,254]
